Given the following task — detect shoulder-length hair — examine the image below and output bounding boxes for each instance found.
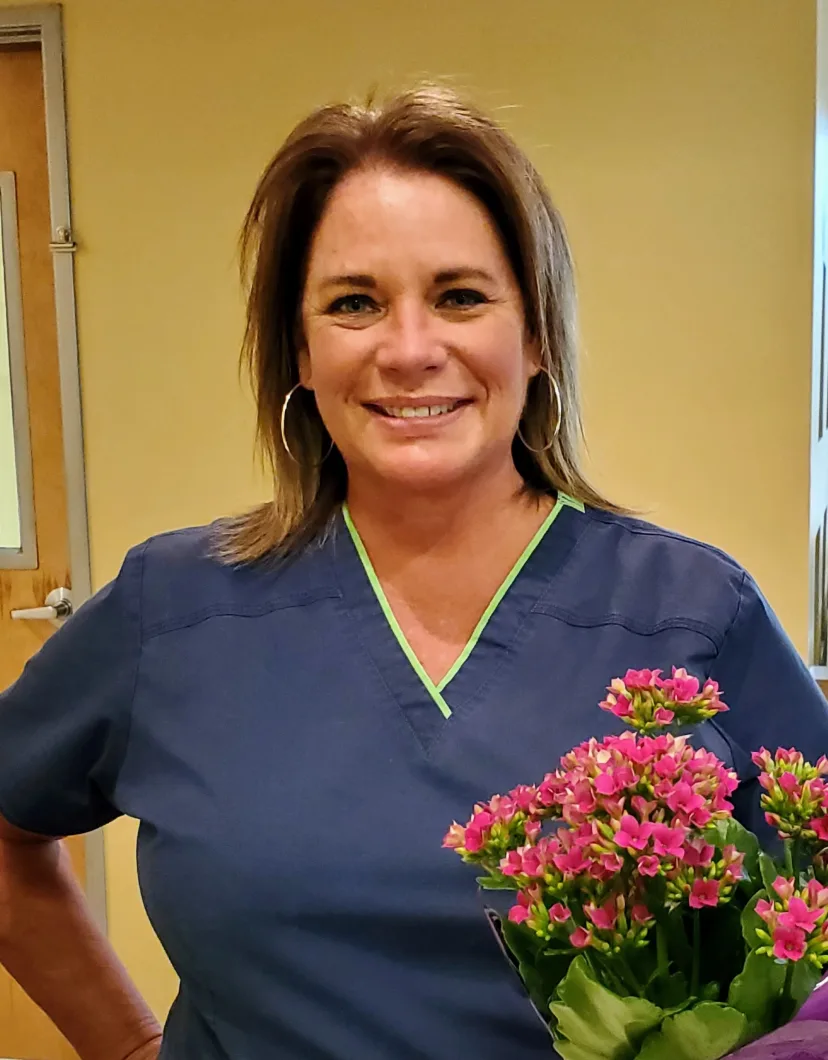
[215,84,623,565]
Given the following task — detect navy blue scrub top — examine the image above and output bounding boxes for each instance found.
[2,495,828,1060]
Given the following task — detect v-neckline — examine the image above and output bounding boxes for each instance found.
[340,492,585,720]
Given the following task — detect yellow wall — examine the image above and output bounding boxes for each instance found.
[2,0,818,1021]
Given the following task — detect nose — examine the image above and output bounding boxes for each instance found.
[374,297,447,379]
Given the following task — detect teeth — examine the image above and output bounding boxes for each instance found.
[380,402,459,418]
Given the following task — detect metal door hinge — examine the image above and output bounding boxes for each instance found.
[49,226,77,253]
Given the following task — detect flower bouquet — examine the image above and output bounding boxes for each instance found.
[444,669,828,1059]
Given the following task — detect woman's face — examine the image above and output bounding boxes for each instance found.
[300,166,540,497]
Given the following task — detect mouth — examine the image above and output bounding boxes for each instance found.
[363,398,472,420]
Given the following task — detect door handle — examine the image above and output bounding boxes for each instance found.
[11,587,73,627]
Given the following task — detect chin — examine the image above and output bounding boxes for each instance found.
[367,452,483,494]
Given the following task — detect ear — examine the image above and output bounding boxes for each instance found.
[297,345,314,390]
[525,335,543,380]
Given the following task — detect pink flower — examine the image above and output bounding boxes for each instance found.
[570,926,592,949]
[811,816,828,842]
[586,900,619,932]
[773,923,808,961]
[601,693,633,718]
[653,707,675,725]
[623,668,664,690]
[652,822,686,859]
[524,820,542,843]
[779,772,801,796]
[595,771,623,796]
[779,897,822,933]
[637,855,662,877]
[463,810,494,853]
[654,754,680,779]
[807,879,828,907]
[752,748,774,771]
[690,879,720,909]
[549,903,571,923]
[666,781,706,818]
[615,814,653,851]
[773,877,796,902]
[756,898,775,923]
[600,853,625,874]
[508,785,538,813]
[500,850,525,877]
[508,891,535,925]
[662,667,700,702]
[442,822,466,849]
[631,903,654,924]
[681,838,715,868]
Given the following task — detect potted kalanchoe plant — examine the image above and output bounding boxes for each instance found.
[444,669,828,1059]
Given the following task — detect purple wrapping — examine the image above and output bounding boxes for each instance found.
[726,1021,828,1059]
[793,980,828,1024]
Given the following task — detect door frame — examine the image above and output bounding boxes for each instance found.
[0,3,106,930]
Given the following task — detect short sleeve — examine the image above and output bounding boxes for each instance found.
[709,571,828,837]
[0,543,145,836]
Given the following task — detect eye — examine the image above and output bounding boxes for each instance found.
[327,294,378,315]
[438,288,488,309]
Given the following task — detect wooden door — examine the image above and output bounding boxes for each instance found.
[0,42,81,1060]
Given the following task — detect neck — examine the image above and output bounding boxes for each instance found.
[345,463,553,560]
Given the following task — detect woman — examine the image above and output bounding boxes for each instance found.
[0,85,826,1060]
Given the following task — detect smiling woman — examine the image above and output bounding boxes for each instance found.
[0,84,827,1060]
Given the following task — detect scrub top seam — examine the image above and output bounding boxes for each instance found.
[530,606,724,650]
[110,539,150,807]
[141,590,343,642]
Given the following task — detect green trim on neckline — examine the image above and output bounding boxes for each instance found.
[342,492,583,717]
[342,505,454,719]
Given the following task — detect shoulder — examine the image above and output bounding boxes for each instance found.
[119,522,340,639]
[547,506,748,646]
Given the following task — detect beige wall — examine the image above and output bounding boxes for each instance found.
[2,0,818,1020]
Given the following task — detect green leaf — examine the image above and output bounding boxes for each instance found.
[727,950,786,1039]
[499,916,542,967]
[706,818,760,885]
[635,1003,748,1060]
[740,892,767,950]
[759,853,781,895]
[476,874,519,890]
[550,956,663,1060]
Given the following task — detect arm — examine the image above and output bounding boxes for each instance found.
[0,814,161,1060]
[709,572,828,838]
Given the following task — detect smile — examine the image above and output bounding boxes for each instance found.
[365,399,470,419]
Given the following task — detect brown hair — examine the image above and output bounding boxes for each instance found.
[215,84,623,565]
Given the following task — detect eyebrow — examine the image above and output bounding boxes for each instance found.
[317,267,498,290]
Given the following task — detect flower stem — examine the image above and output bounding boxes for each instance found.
[791,837,802,887]
[657,923,669,979]
[691,911,701,998]
[784,840,794,879]
[779,958,796,1022]
[618,952,644,997]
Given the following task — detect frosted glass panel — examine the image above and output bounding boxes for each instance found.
[0,172,36,568]
[0,195,21,549]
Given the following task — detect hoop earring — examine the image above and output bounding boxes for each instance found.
[517,366,562,455]
[280,383,334,466]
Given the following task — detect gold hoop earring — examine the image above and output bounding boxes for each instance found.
[517,367,562,454]
[280,383,334,465]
